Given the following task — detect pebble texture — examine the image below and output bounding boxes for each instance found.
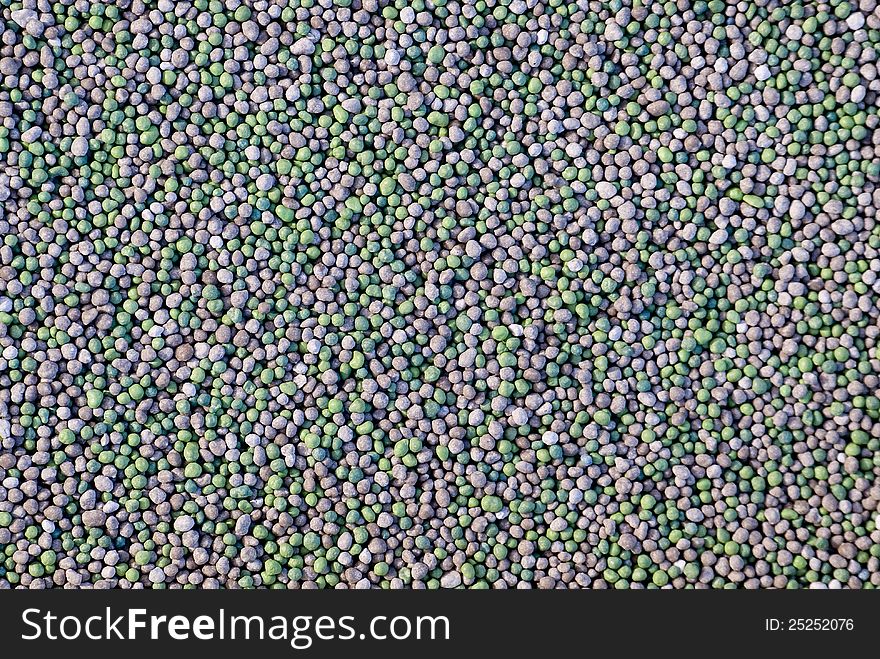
[1,0,880,589]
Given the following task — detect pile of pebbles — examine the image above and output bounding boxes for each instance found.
[1,0,879,588]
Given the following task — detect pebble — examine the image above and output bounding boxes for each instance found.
[440,571,462,588]
[290,37,315,56]
[71,136,89,157]
[256,173,275,191]
[596,181,616,199]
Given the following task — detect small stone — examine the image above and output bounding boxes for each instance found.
[21,126,42,144]
[646,100,669,116]
[510,407,529,426]
[291,37,315,56]
[440,571,462,588]
[82,510,106,528]
[596,181,616,199]
[256,173,275,191]
[71,137,89,157]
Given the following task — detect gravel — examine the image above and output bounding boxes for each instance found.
[0,0,879,591]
